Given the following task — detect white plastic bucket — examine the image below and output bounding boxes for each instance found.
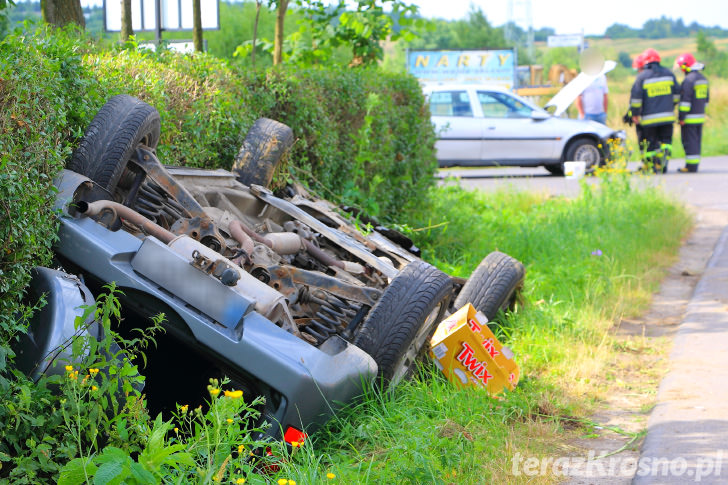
[564,161,586,179]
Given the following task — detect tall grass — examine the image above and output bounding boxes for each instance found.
[276,173,691,483]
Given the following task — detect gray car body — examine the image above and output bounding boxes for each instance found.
[49,169,377,439]
[424,84,626,168]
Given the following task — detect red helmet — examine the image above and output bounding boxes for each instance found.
[676,52,697,72]
[642,48,661,64]
[632,53,645,70]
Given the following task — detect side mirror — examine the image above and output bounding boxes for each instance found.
[531,111,550,121]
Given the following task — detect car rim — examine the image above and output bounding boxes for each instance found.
[389,301,445,387]
[573,144,600,169]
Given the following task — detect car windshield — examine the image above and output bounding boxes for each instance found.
[477,91,533,118]
[429,90,473,117]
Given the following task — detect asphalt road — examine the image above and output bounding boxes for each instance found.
[438,156,728,212]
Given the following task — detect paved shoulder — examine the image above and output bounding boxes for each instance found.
[634,224,728,484]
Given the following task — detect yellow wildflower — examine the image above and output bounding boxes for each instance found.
[65,365,73,372]
[89,368,99,375]
[224,390,243,399]
[236,479,246,484]
[327,473,336,479]
[237,444,245,454]
[288,480,296,485]
[277,479,288,485]
[227,418,233,424]
[174,427,179,434]
[91,385,98,391]
[180,404,188,413]
[209,388,220,396]
[291,441,299,448]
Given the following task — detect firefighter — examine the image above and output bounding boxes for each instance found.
[675,52,709,173]
[630,48,679,173]
[622,54,647,157]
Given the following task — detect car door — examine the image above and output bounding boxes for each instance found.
[477,91,558,163]
[429,89,483,165]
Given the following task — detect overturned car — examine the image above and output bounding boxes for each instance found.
[18,95,525,440]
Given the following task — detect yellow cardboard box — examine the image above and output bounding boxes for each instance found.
[429,303,519,395]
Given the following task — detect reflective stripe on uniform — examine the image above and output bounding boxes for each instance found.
[631,98,643,108]
[643,76,674,85]
[641,112,676,125]
[679,102,691,111]
[684,114,705,124]
[686,156,700,165]
[673,94,681,103]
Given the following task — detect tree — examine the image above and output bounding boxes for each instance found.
[120,0,132,41]
[192,0,203,51]
[41,0,84,28]
[273,0,289,65]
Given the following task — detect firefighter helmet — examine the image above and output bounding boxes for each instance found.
[676,52,697,72]
[632,53,645,70]
[642,48,661,64]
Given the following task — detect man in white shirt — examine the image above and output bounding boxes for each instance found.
[576,74,609,124]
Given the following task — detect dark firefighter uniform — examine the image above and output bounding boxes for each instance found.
[630,63,679,173]
[678,70,709,172]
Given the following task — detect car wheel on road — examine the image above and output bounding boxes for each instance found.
[353,260,453,387]
[232,118,295,188]
[68,95,161,194]
[453,251,525,321]
[565,138,603,173]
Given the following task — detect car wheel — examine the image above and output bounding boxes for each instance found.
[453,251,525,321]
[68,95,161,194]
[565,138,602,173]
[353,260,453,387]
[232,118,295,188]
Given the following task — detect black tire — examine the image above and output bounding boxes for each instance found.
[453,251,525,321]
[232,118,294,188]
[545,163,564,176]
[353,260,453,387]
[564,138,603,173]
[68,95,161,193]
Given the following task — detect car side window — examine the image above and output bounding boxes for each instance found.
[478,91,532,118]
[429,91,473,117]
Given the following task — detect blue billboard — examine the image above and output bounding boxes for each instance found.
[407,49,517,89]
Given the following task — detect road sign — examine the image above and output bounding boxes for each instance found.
[104,0,220,32]
[547,34,583,48]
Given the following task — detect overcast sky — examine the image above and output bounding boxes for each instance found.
[84,0,728,36]
[411,0,728,35]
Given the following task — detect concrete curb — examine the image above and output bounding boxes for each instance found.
[634,225,728,484]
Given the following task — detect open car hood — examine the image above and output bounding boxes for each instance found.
[544,60,617,117]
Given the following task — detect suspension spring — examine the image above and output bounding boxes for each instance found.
[133,181,185,227]
[298,288,365,345]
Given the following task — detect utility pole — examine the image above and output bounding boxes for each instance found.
[506,0,534,61]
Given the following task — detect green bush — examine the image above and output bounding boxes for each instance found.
[0,26,101,374]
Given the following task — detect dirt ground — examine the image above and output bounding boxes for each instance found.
[560,208,728,484]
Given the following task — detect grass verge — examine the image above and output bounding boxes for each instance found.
[276,171,691,484]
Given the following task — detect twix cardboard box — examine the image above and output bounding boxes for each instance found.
[429,303,519,395]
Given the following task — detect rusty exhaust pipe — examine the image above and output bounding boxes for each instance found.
[227,220,255,257]
[76,200,176,244]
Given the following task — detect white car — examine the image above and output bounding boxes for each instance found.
[424,84,626,175]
